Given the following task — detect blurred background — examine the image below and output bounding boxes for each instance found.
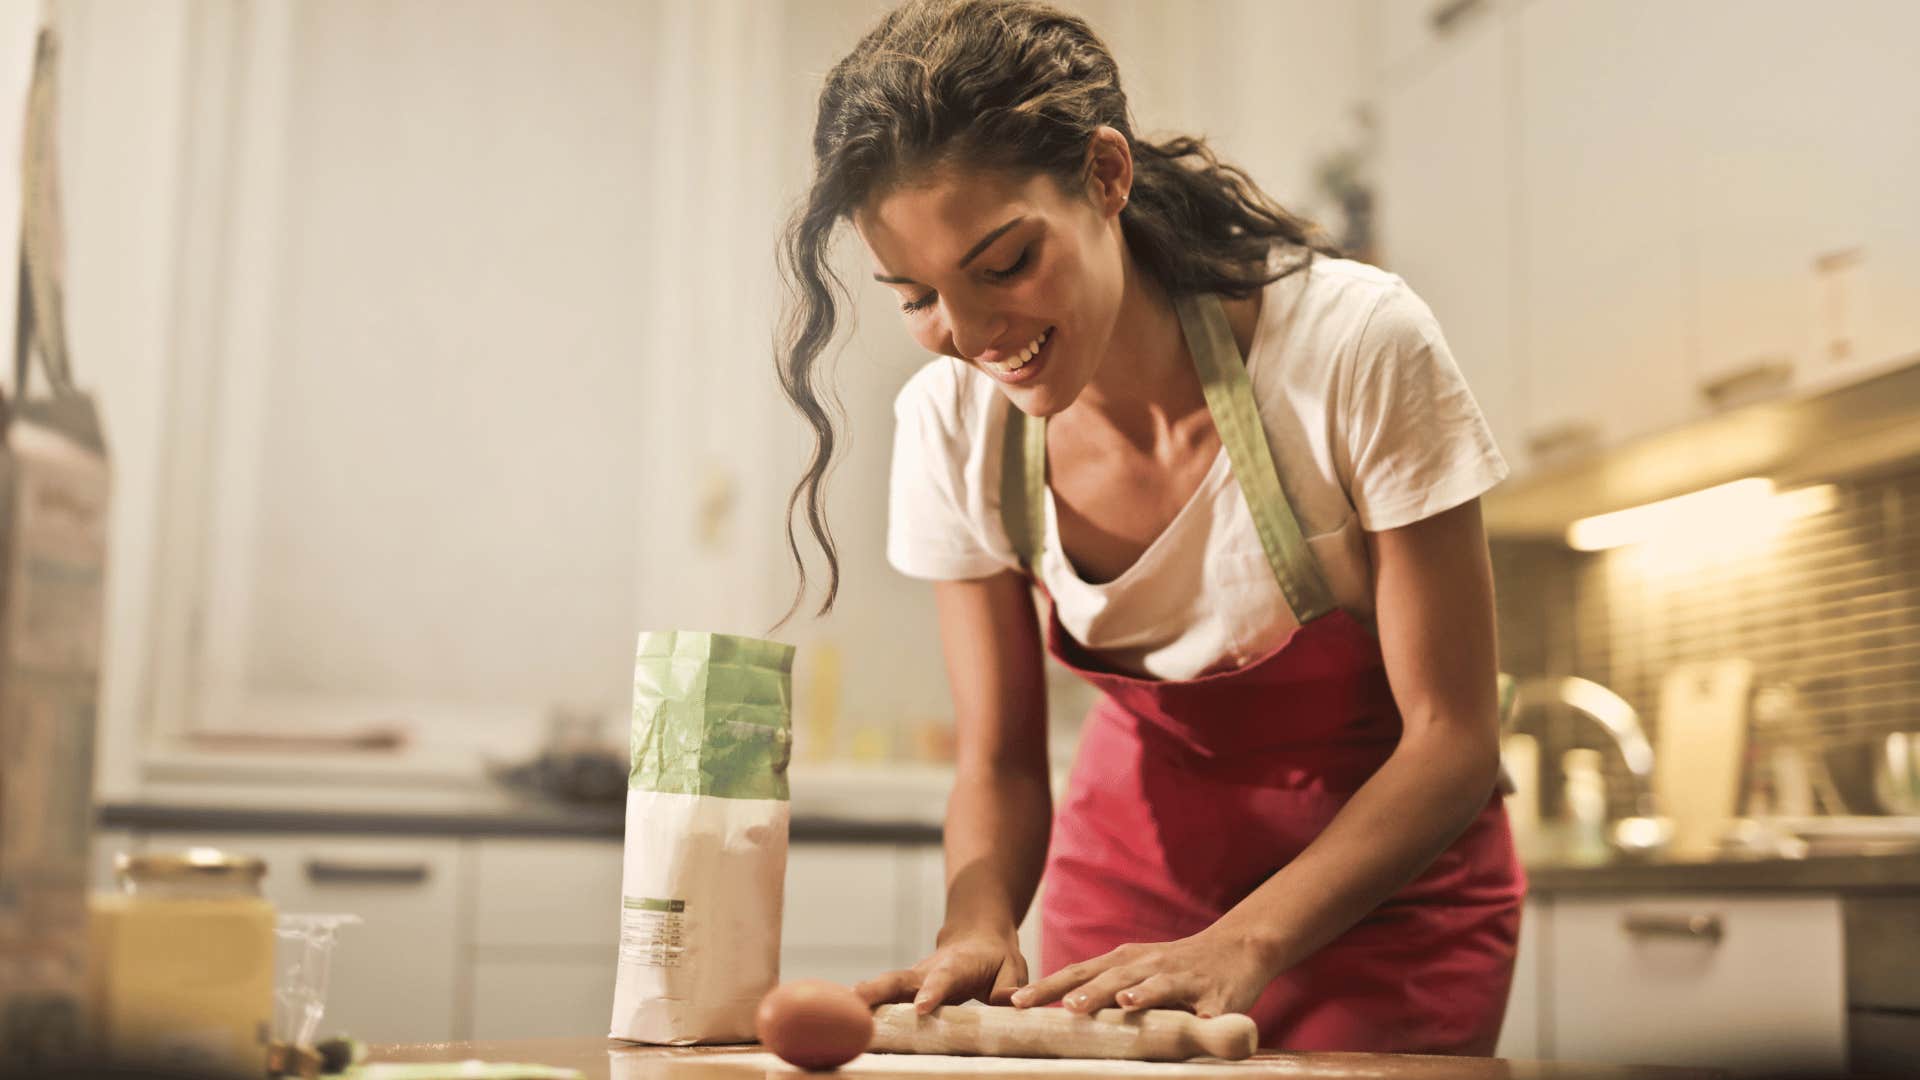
[19,0,1919,1074]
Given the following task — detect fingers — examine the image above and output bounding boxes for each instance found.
[1010,955,1105,1009]
[1058,964,1151,1014]
[853,968,918,1007]
[1114,973,1184,1012]
[913,963,961,1013]
[986,951,1030,1006]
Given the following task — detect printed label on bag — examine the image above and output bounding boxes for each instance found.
[619,896,687,968]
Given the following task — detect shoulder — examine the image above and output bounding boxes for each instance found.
[893,355,996,431]
[1281,255,1433,343]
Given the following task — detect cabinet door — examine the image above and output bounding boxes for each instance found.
[1377,6,1524,470]
[1803,1,1920,387]
[1493,896,1545,1060]
[1682,1,1915,402]
[472,838,622,950]
[1549,893,1844,1074]
[467,839,623,1039]
[470,958,612,1040]
[1517,0,1700,461]
[780,843,902,987]
[139,831,465,1045]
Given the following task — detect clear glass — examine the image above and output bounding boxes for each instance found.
[273,913,362,1048]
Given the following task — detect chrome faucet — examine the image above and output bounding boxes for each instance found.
[1503,674,1671,852]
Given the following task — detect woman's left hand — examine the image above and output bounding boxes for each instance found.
[1008,928,1279,1018]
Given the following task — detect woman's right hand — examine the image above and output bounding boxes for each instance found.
[854,925,1029,1013]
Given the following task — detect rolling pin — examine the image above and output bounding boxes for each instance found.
[868,1003,1258,1062]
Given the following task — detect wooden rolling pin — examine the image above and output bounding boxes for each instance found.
[868,1003,1258,1062]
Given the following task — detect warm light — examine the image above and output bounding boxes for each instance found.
[1565,478,1835,552]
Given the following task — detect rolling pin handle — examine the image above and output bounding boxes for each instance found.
[1194,1013,1259,1059]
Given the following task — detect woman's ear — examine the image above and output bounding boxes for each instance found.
[1082,126,1133,217]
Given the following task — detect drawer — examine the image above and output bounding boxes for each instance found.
[472,838,622,949]
[138,831,465,1044]
[1549,893,1844,1075]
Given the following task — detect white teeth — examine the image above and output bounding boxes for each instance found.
[986,328,1051,375]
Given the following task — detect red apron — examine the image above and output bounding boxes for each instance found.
[1000,291,1525,1055]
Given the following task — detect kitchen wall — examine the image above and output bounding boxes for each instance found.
[1493,457,1920,815]
[66,0,1373,789]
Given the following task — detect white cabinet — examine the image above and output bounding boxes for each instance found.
[1682,1,1920,402]
[1548,893,1846,1075]
[472,838,622,950]
[1516,0,1701,463]
[1494,896,1545,1060]
[780,843,906,986]
[1377,6,1524,465]
[470,958,612,1041]
[137,831,466,1045]
[905,844,1045,987]
[467,838,622,1039]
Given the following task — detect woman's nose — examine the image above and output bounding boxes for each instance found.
[943,299,1006,362]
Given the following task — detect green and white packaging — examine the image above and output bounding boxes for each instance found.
[608,631,794,1044]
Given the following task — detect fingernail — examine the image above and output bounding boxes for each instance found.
[1118,992,1135,1005]
[1010,991,1030,1007]
[1067,993,1087,1009]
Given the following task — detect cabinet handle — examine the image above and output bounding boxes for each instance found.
[1523,420,1599,463]
[1621,911,1724,943]
[305,859,431,886]
[1697,357,1792,408]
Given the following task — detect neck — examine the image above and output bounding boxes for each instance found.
[1066,249,1206,450]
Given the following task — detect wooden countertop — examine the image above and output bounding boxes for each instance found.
[370,1038,1727,1079]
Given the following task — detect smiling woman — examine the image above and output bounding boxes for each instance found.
[774,0,1337,618]
[771,0,1521,1058]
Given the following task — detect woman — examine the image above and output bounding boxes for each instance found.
[774,0,1523,1055]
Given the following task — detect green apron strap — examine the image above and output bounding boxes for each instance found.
[998,293,1336,623]
[1177,292,1335,622]
[1000,397,1046,571]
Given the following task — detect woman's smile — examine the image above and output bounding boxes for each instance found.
[979,325,1054,385]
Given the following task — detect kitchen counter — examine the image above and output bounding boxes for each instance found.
[1525,849,1920,894]
[370,1038,1726,1079]
[101,794,1920,893]
[97,798,942,843]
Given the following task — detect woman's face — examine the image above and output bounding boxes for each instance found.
[851,144,1131,417]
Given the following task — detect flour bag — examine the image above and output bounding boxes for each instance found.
[610,630,794,1044]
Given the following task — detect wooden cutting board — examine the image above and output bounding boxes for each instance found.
[1653,658,1755,858]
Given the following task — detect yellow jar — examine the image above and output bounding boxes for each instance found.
[89,848,276,1076]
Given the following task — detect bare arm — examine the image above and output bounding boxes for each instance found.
[1016,498,1503,1015]
[1214,496,1504,968]
[857,569,1052,1011]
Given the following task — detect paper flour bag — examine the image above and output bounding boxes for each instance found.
[609,630,794,1044]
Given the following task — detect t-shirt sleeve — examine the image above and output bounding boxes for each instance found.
[886,365,1007,580]
[1337,280,1510,532]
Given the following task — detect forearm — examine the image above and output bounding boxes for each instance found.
[1216,724,1501,969]
[939,765,1052,942]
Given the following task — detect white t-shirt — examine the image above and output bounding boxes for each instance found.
[886,253,1507,681]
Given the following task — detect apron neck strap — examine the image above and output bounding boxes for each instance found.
[1000,292,1335,623]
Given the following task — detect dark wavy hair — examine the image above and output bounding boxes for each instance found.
[774,0,1339,625]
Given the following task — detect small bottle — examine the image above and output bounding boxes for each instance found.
[89,848,276,1075]
[1562,748,1610,864]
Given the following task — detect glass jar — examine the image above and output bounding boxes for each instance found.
[91,848,276,1076]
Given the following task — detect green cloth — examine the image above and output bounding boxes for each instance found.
[628,630,795,801]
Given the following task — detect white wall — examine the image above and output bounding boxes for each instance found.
[65,1,1370,777]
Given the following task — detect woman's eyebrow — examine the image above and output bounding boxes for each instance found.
[872,216,1026,284]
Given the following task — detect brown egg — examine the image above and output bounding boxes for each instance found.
[755,979,874,1071]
